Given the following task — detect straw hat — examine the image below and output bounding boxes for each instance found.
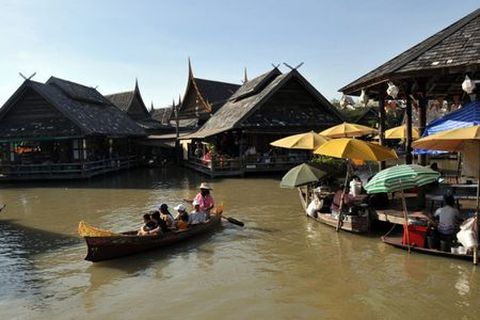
[199,182,213,190]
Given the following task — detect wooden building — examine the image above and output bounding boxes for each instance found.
[181,67,344,176]
[106,80,170,134]
[0,77,146,180]
[176,59,241,128]
[340,8,480,165]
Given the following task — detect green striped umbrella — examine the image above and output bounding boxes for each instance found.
[280,163,326,189]
[364,164,440,194]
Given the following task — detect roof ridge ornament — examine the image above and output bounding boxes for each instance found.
[283,62,304,71]
[19,72,36,81]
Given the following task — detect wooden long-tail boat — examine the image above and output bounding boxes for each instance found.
[298,187,370,233]
[382,235,474,261]
[79,214,222,262]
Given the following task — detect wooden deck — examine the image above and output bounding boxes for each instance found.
[0,156,138,181]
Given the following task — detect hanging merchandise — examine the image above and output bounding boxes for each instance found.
[359,89,369,107]
[387,82,399,99]
[462,75,476,94]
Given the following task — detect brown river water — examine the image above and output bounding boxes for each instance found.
[0,167,478,320]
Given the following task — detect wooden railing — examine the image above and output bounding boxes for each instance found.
[186,153,309,175]
[0,156,138,179]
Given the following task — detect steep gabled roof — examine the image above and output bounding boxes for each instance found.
[193,78,241,108]
[186,69,343,138]
[105,90,134,111]
[340,8,480,94]
[229,68,282,101]
[0,77,146,138]
[150,107,173,125]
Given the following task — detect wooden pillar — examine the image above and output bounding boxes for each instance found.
[378,92,386,170]
[417,92,427,166]
[405,85,413,164]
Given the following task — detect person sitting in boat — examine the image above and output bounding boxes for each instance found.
[188,199,207,225]
[137,213,158,235]
[330,184,354,218]
[174,203,189,230]
[185,182,215,217]
[434,193,462,237]
[159,203,176,229]
[150,210,169,234]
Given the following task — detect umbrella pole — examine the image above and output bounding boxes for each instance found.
[400,181,411,253]
[336,161,350,232]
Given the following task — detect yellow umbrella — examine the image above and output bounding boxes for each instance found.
[314,138,398,161]
[314,138,397,232]
[384,125,420,140]
[270,131,330,150]
[413,125,480,151]
[319,122,377,138]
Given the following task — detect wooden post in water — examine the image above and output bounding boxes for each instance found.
[378,92,386,170]
[336,161,350,232]
[405,86,413,165]
[417,90,427,166]
[400,181,411,253]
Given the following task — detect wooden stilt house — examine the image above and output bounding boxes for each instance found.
[181,67,344,176]
[340,8,480,165]
[0,77,146,180]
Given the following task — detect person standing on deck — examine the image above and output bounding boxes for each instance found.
[186,182,215,216]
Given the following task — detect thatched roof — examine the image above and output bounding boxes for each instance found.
[0,77,146,139]
[340,8,480,96]
[185,68,343,139]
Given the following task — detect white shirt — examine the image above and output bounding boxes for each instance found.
[349,180,362,197]
[434,205,459,234]
[188,211,207,224]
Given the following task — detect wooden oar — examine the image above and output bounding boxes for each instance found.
[214,203,244,227]
[221,216,244,227]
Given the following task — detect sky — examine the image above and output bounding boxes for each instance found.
[0,0,478,108]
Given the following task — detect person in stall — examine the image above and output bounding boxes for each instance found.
[349,175,363,197]
[330,184,354,218]
[433,193,462,237]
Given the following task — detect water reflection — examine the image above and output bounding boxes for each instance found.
[0,167,479,319]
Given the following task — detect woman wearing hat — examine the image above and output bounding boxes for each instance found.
[185,182,215,216]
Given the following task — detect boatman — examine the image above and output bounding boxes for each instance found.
[185,182,214,216]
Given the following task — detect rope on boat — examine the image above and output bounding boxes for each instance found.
[383,222,398,238]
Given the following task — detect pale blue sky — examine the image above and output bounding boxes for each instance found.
[0,0,478,108]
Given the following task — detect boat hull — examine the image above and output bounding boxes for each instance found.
[382,235,474,261]
[83,215,221,262]
[298,188,369,233]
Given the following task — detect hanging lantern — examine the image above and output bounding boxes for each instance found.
[359,89,369,107]
[386,82,399,99]
[462,75,475,94]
